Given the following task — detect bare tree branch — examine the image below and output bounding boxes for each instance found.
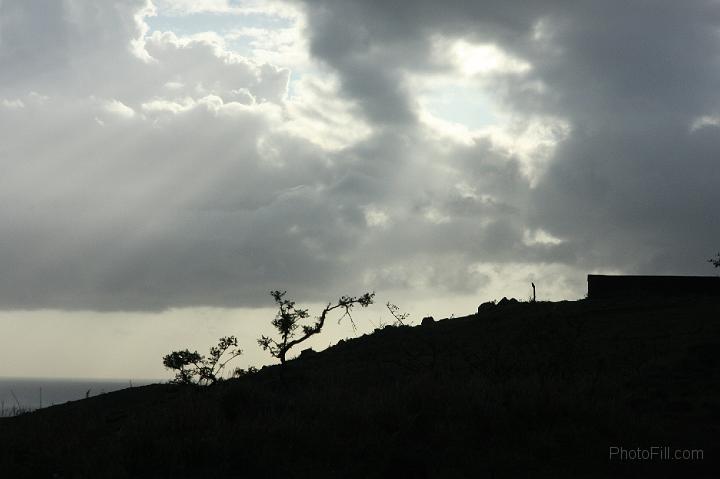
[258,291,374,364]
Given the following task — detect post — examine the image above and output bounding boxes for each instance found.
[532,282,536,302]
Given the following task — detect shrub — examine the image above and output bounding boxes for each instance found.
[709,252,720,268]
[163,336,242,386]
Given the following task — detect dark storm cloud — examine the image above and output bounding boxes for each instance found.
[297,0,543,124]
[521,2,720,274]
[296,0,720,275]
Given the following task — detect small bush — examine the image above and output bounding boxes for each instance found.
[709,252,720,268]
[163,336,242,386]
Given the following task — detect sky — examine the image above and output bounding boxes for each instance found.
[1,0,719,379]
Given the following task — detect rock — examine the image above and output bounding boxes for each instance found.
[421,316,435,325]
[497,297,519,307]
[299,348,317,358]
[477,301,495,314]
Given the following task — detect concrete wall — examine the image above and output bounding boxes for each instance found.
[587,275,720,300]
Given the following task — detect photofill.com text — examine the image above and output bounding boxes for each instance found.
[609,446,704,461]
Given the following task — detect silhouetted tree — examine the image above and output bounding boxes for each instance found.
[258,290,375,364]
[386,302,410,326]
[709,253,720,268]
[163,336,242,386]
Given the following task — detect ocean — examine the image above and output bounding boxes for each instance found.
[0,377,161,415]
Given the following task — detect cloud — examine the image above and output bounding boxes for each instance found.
[2,0,718,312]
[0,0,325,310]
[294,0,720,277]
[1,98,25,109]
[0,0,151,95]
[153,0,298,17]
[104,99,136,119]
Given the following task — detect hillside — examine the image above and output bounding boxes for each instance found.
[1,298,718,478]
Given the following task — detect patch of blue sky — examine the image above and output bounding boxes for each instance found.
[146,11,292,37]
[146,10,298,66]
[286,71,299,99]
[424,85,496,129]
[145,8,311,101]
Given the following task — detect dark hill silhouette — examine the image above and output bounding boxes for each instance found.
[1,297,718,478]
[588,274,720,299]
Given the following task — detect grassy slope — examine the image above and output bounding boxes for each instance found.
[0,298,718,478]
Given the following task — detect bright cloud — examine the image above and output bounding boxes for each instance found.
[450,40,531,77]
